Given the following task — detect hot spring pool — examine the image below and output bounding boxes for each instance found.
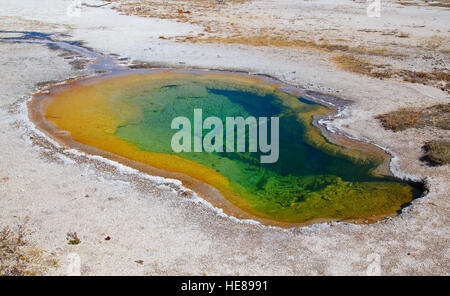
[30,71,420,226]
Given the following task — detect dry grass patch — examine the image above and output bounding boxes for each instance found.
[330,54,392,79]
[331,54,449,90]
[196,35,324,49]
[194,36,394,57]
[377,104,450,132]
[399,70,450,91]
[421,104,450,130]
[376,109,421,132]
[423,140,450,166]
[1,219,57,276]
[428,1,450,8]
[0,224,29,276]
[399,0,450,8]
[398,1,418,6]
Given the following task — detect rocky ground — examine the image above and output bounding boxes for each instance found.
[0,0,448,275]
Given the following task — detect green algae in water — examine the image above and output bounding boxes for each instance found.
[112,79,416,223]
